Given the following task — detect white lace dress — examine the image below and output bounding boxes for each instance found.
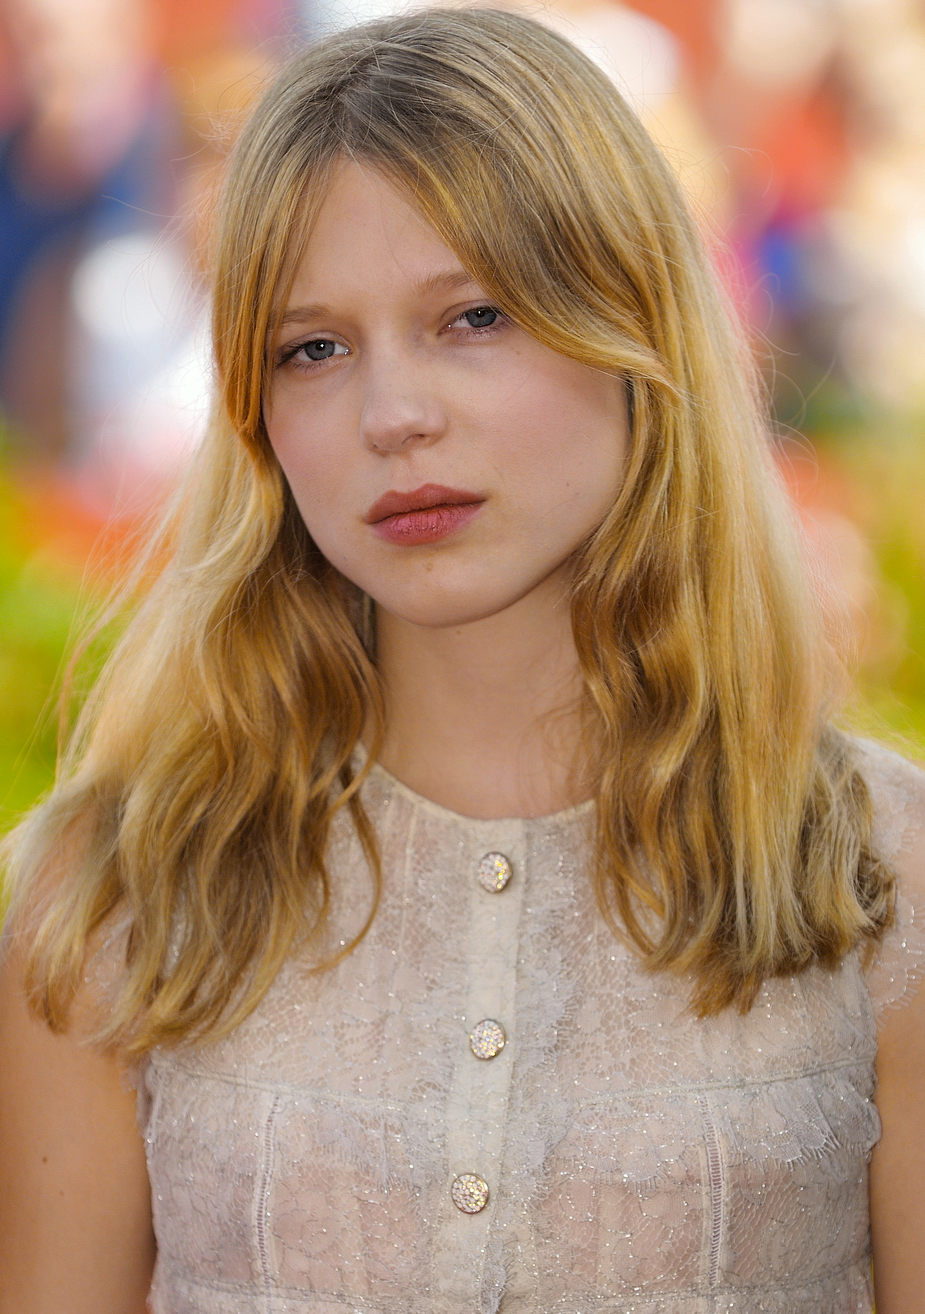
[137,741,925,1313]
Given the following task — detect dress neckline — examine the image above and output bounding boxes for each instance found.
[358,749,597,829]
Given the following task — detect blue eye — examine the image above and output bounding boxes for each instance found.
[463,306,499,328]
[277,336,349,372]
[302,339,339,360]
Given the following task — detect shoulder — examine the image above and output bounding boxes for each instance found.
[850,736,925,870]
[848,736,925,1019]
[2,798,130,1044]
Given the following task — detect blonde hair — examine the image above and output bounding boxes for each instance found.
[4,7,893,1053]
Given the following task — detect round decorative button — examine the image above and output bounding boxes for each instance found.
[477,852,512,892]
[451,1173,490,1213]
[469,1019,506,1060]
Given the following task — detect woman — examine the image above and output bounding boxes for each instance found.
[1,9,923,1312]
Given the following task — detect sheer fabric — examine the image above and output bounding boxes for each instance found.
[136,741,925,1313]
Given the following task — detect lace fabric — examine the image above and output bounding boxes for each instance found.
[858,739,925,1017]
[133,742,925,1313]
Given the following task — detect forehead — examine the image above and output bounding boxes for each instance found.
[286,159,472,304]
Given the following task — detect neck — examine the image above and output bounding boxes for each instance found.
[373,577,593,819]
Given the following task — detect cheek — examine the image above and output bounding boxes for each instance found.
[503,374,626,513]
[266,412,340,522]
[266,420,371,586]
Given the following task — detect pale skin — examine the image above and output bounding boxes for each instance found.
[1,159,924,1311]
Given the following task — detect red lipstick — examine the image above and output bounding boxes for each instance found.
[365,483,484,546]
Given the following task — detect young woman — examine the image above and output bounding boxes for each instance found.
[1,9,924,1312]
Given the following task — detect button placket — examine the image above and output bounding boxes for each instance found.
[435,822,524,1290]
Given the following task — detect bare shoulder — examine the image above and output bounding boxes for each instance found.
[0,885,155,1312]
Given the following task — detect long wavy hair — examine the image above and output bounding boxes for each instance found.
[4,7,894,1055]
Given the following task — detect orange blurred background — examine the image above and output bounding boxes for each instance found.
[1,0,924,823]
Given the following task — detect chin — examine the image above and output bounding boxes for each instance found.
[370,580,527,631]
[378,598,505,630]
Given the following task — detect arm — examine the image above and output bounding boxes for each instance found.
[870,977,925,1314]
[0,927,155,1314]
[867,749,925,1313]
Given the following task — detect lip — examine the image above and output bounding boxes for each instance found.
[365,483,485,547]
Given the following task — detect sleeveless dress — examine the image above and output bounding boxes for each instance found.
[133,740,925,1313]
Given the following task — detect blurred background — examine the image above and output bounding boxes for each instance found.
[0,0,923,829]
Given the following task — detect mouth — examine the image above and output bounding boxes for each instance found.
[365,483,485,546]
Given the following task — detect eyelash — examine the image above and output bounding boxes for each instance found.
[448,305,506,335]
[277,339,347,371]
[276,305,507,373]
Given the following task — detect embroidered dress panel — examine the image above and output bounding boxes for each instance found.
[139,742,925,1313]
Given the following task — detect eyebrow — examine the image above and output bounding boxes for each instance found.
[277,268,482,328]
[414,268,482,297]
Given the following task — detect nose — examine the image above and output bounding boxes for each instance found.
[358,351,447,455]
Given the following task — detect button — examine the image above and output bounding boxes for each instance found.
[469,1019,506,1059]
[451,1173,490,1213]
[477,852,512,892]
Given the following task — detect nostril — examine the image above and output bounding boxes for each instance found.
[360,400,446,454]
[368,431,427,453]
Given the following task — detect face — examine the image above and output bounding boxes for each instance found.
[264,159,628,631]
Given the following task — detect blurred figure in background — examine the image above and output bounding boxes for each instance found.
[0,0,289,503]
[0,0,174,464]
